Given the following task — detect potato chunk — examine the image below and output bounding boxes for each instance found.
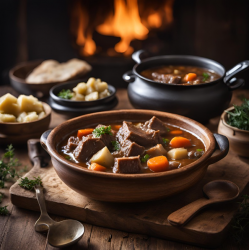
[167,148,188,160]
[71,93,85,101]
[85,92,99,101]
[0,93,19,116]
[95,81,108,92]
[0,113,16,122]
[99,89,110,99]
[23,112,39,122]
[86,77,96,89]
[90,146,114,168]
[17,95,44,113]
[17,112,27,123]
[38,111,46,119]
[73,82,87,95]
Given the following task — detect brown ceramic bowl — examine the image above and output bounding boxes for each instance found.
[0,102,51,136]
[41,110,229,203]
[9,61,90,97]
[218,107,249,157]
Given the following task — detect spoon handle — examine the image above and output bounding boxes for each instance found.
[167,198,213,226]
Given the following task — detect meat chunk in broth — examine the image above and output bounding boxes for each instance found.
[146,144,168,157]
[152,73,181,84]
[66,136,79,151]
[73,137,105,161]
[113,156,142,174]
[120,139,145,157]
[144,116,168,136]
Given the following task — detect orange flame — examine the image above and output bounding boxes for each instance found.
[97,0,148,54]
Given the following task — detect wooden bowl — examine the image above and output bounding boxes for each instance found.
[9,61,90,97]
[218,107,249,157]
[41,110,229,203]
[0,102,51,136]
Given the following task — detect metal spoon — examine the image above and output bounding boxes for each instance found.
[167,180,240,226]
[34,184,84,248]
[27,139,84,248]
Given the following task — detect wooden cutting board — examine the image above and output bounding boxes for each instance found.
[10,149,248,248]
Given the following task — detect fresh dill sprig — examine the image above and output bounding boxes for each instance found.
[202,72,210,82]
[19,176,43,191]
[57,89,73,99]
[92,125,112,137]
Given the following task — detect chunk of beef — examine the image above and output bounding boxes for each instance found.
[117,121,162,147]
[73,137,105,162]
[152,73,181,84]
[120,139,145,157]
[144,116,168,135]
[94,124,116,150]
[146,144,167,157]
[113,156,142,174]
[66,136,79,151]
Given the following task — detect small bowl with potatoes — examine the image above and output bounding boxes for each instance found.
[50,77,116,108]
[0,93,51,136]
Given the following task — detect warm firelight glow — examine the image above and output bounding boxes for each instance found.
[72,0,174,56]
[97,0,148,54]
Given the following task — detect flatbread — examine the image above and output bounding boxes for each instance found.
[26,59,92,84]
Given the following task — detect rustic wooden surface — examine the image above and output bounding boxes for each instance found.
[0,87,249,250]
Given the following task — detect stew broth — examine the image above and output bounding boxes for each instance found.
[58,117,205,174]
[141,65,221,85]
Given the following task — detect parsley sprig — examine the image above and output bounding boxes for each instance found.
[226,99,249,130]
[111,141,120,151]
[92,125,112,137]
[19,176,43,191]
[0,206,9,216]
[57,89,73,99]
[141,154,150,163]
[202,72,210,82]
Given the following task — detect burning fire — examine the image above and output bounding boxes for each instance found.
[72,0,174,56]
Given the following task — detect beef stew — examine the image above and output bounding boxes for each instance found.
[58,116,205,174]
[140,65,221,85]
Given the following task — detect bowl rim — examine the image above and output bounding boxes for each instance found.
[50,82,117,105]
[46,109,216,179]
[133,54,226,87]
[221,106,249,133]
[0,102,51,125]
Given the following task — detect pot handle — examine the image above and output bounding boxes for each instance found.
[132,50,149,64]
[40,130,52,154]
[122,70,136,83]
[206,133,229,166]
[224,60,249,90]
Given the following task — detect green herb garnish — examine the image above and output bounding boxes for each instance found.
[202,72,210,82]
[64,155,71,160]
[0,206,9,216]
[231,194,249,244]
[0,145,20,188]
[196,149,203,152]
[19,176,43,191]
[162,138,170,144]
[226,99,249,130]
[57,89,73,99]
[111,141,120,151]
[166,127,170,132]
[141,154,150,163]
[92,125,112,137]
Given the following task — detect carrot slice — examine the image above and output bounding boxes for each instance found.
[77,128,94,139]
[147,156,169,172]
[184,73,197,82]
[170,137,192,148]
[170,130,183,135]
[89,163,107,172]
[112,125,122,130]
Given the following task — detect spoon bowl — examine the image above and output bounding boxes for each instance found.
[48,220,85,248]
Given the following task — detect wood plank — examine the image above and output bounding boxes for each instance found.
[9,147,248,248]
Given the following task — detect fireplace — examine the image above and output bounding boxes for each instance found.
[0,0,248,88]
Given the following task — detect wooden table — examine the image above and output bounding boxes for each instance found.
[0,87,248,250]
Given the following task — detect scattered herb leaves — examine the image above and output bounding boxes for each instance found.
[202,72,210,82]
[19,176,43,191]
[165,127,170,132]
[196,149,203,152]
[92,125,112,137]
[162,138,170,144]
[0,206,9,216]
[111,141,120,151]
[64,155,71,160]
[57,89,73,99]
[141,154,150,163]
[226,99,249,130]
[231,194,249,244]
[0,145,20,188]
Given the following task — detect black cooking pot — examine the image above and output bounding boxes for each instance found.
[123,50,248,123]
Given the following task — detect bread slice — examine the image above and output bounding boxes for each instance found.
[26,58,92,84]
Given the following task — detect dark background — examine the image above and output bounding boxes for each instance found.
[0,0,248,87]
